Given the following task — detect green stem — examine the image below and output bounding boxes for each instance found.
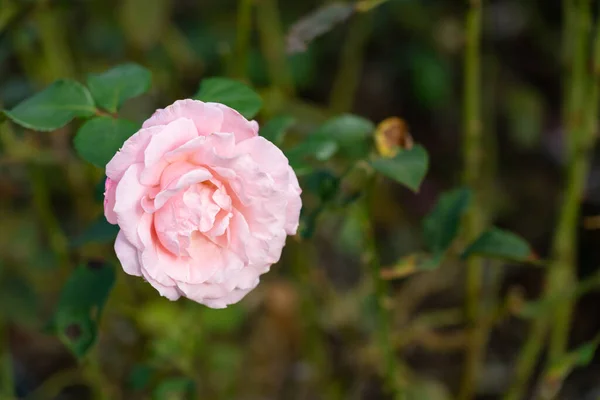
[232,0,253,79]
[503,318,549,400]
[503,2,597,399]
[548,0,593,365]
[363,176,404,399]
[256,0,294,95]
[458,1,484,399]
[328,12,372,113]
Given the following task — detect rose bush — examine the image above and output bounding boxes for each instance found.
[103,99,302,308]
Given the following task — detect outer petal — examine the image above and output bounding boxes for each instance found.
[113,164,147,248]
[106,126,163,182]
[141,268,182,301]
[203,286,256,309]
[104,178,118,224]
[284,167,302,235]
[209,102,258,142]
[142,99,223,137]
[114,230,142,276]
[234,136,290,184]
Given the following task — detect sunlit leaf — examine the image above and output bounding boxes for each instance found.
[371,145,429,191]
[3,79,96,131]
[194,77,262,119]
[260,115,295,146]
[87,63,152,113]
[74,116,139,168]
[422,188,472,254]
[53,261,115,358]
[461,227,535,262]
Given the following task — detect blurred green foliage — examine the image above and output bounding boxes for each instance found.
[1,1,600,400]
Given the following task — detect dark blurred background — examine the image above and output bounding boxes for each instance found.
[1,0,600,399]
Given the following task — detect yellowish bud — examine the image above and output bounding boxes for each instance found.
[374,117,413,158]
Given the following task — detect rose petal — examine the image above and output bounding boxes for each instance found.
[106,126,163,182]
[208,102,258,142]
[142,99,223,137]
[104,177,118,224]
[141,118,198,186]
[113,164,147,248]
[114,230,142,276]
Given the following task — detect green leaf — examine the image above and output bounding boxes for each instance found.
[194,77,262,119]
[286,114,374,163]
[312,114,374,144]
[371,145,429,191]
[87,63,152,113]
[74,117,139,168]
[3,79,96,131]
[260,115,295,146]
[461,227,535,262]
[53,262,115,358]
[153,377,195,400]
[422,188,472,255]
[71,216,119,248]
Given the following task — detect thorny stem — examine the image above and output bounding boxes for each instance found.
[504,1,598,399]
[458,0,485,399]
[547,0,593,364]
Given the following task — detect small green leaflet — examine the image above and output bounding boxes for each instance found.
[194,77,262,119]
[371,145,429,192]
[422,188,472,255]
[461,227,535,262]
[87,63,152,113]
[3,79,96,131]
[74,117,139,168]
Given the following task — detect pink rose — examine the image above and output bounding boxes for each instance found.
[103,99,302,308]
